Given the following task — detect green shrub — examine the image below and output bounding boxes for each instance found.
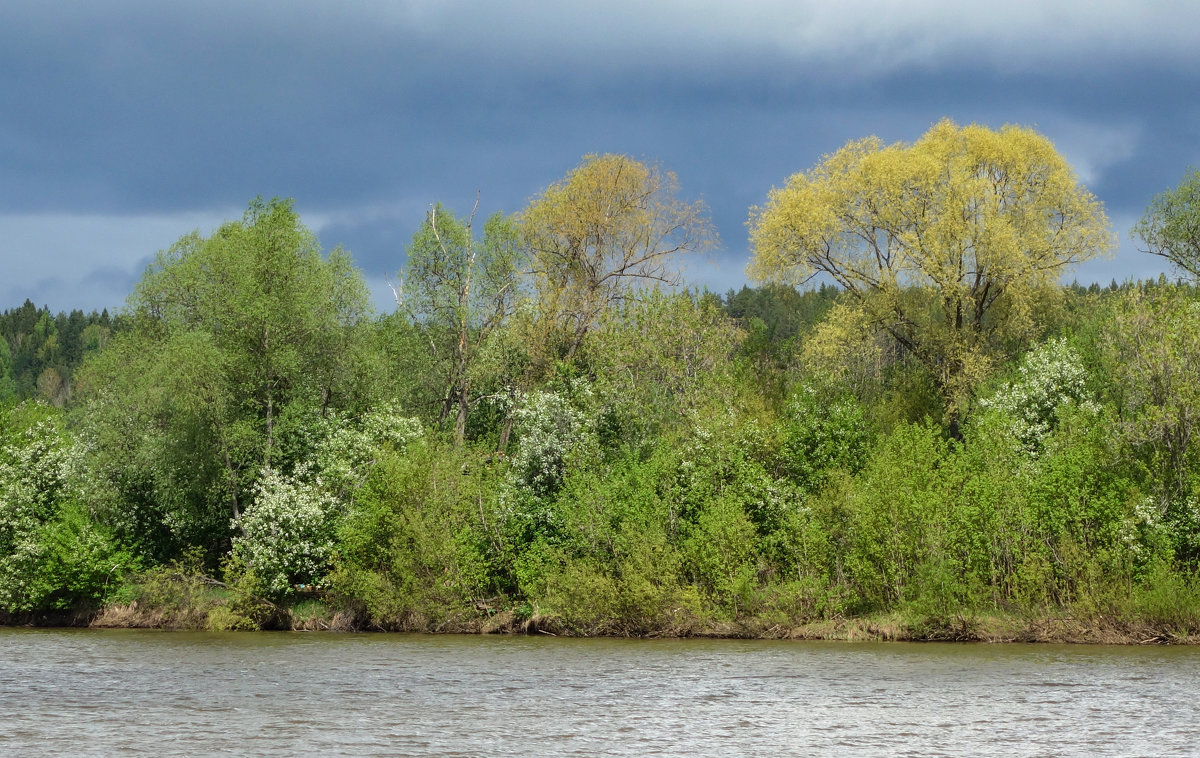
[231,465,339,599]
[980,336,1097,457]
[328,442,499,629]
[839,422,953,612]
[0,402,134,612]
[778,383,869,494]
[1132,561,1200,634]
[682,495,758,613]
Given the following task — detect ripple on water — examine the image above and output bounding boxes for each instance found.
[2,630,1200,756]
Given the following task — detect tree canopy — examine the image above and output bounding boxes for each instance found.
[76,197,376,557]
[1133,168,1200,282]
[399,202,525,443]
[10,135,1200,642]
[0,302,114,405]
[521,153,717,358]
[748,119,1113,431]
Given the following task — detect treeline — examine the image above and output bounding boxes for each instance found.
[0,302,117,405]
[3,127,1200,640]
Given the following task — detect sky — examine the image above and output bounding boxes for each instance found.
[2,0,1198,314]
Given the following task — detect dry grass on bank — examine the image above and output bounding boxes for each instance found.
[62,591,1200,645]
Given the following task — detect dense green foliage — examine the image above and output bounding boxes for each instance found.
[0,302,117,405]
[5,149,1200,639]
[71,197,381,564]
[400,204,525,443]
[0,402,133,612]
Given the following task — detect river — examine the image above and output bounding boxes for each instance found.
[1,628,1197,756]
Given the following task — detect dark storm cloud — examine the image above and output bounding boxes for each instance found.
[2,1,1198,311]
[76,263,143,308]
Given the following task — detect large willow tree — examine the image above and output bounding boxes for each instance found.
[521,153,716,360]
[748,119,1113,433]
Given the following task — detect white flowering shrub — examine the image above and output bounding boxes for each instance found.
[509,385,594,497]
[1172,495,1200,563]
[1,417,71,505]
[1119,495,1175,570]
[1120,490,1200,570]
[980,337,1098,455]
[672,414,802,542]
[232,465,339,598]
[312,404,423,496]
[493,383,597,550]
[231,405,424,599]
[0,413,72,610]
[0,403,127,612]
[0,485,51,612]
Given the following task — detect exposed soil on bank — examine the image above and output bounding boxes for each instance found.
[0,603,1178,645]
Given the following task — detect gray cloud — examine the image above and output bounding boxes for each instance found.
[1,1,1196,312]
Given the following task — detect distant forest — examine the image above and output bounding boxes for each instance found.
[0,301,118,405]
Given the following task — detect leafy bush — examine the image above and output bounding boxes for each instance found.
[837,422,953,612]
[1132,561,1200,634]
[310,403,424,497]
[980,336,1097,456]
[778,383,869,493]
[509,383,595,497]
[682,495,758,613]
[0,402,131,612]
[329,442,498,629]
[231,466,339,598]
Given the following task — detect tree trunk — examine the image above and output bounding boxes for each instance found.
[454,383,470,445]
[223,447,243,530]
[498,414,514,451]
[946,411,963,442]
[262,325,274,469]
[264,394,274,469]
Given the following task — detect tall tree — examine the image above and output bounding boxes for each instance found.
[398,201,525,444]
[1133,168,1200,282]
[0,338,15,403]
[520,153,717,359]
[76,197,374,557]
[588,290,746,445]
[748,119,1112,434]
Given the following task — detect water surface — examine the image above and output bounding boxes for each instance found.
[2,628,1196,756]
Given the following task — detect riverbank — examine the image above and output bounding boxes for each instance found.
[86,608,1200,645]
[6,557,1199,645]
[3,597,1194,645]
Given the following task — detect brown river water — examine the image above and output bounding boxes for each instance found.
[1,628,1198,756]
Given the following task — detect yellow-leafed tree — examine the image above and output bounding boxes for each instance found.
[748,119,1113,434]
[521,153,717,360]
